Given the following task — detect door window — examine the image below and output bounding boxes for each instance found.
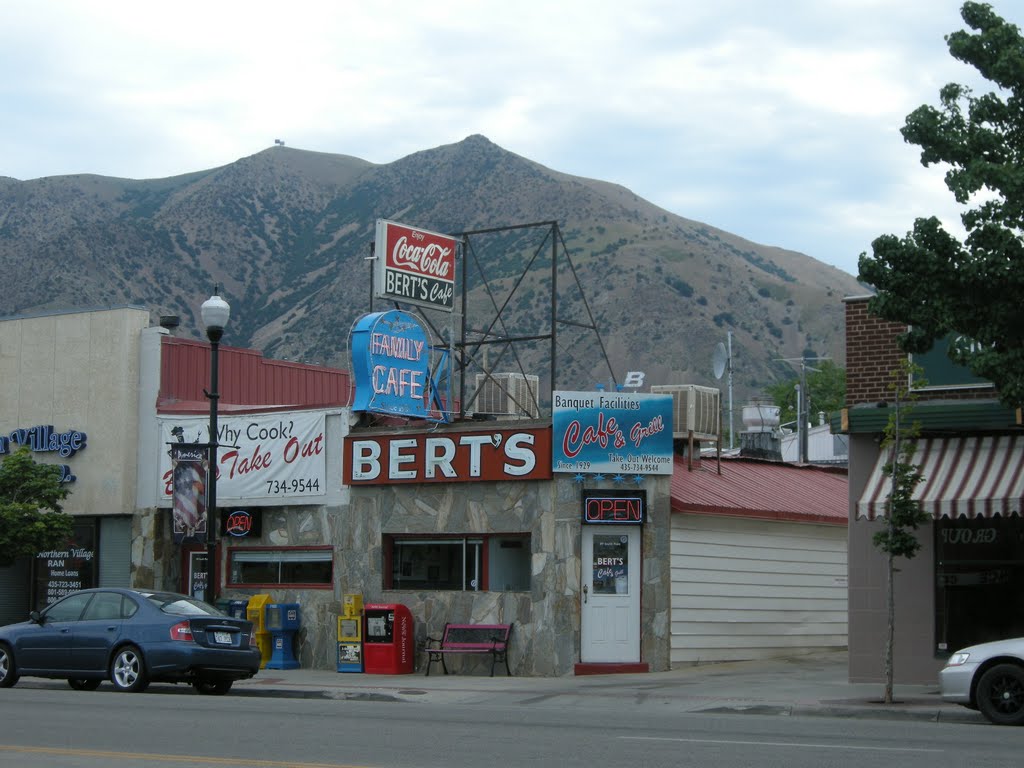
[81,592,126,621]
[592,534,629,595]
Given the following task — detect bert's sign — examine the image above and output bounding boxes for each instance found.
[344,427,552,484]
[375,219,456,311]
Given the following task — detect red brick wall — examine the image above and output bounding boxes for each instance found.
[844,296,997,406]
[844,298,905,406]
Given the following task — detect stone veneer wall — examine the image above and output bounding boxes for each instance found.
[136,504,346,670]
[137,474,673,676]
[348,477,575,676]
[347,474,672,676]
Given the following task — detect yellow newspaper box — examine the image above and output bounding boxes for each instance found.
[338,594,363,672]
[247,594,272,633]
[343,593,363,617]
[246,594,273,668]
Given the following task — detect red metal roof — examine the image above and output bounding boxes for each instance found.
[158,336,353,414]
[671,455,848,526]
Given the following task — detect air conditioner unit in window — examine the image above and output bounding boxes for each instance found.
[650,384,720,439]
[474,373,540,420]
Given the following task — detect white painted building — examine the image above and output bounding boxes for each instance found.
[669,455,848,664]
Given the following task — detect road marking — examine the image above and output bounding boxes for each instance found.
[0,745,374,767]
[621,736,942,753]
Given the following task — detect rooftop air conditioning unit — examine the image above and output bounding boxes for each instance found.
[474,373,540,420]
[650,384,720,439]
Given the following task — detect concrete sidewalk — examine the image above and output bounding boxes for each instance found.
[233,651,986,724]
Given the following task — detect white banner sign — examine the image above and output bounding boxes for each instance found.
[159,411,327,501]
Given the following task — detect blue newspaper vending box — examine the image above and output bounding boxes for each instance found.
[265,603,301,670]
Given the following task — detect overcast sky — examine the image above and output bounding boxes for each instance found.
[3,1,1018,277]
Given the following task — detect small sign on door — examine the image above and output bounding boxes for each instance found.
[592,535,629,594]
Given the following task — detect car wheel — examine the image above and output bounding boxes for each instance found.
[977,664,1024,725]
[68,678,102,691]
[0,643,18,688]
[110,645,149,693]
[193,679,233,695]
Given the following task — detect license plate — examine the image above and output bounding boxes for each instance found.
[213,631,232,645]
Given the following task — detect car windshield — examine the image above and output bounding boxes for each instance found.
[142,592,221,616]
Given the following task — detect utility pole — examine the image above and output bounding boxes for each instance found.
[800,359,809,463]
[727,331,734,451]
[776,355,830,464]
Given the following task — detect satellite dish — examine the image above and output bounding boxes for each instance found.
[712,342,728,379]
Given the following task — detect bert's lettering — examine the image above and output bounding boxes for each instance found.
[345,428,552,485]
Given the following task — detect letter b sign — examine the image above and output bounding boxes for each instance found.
[623,371,645,388]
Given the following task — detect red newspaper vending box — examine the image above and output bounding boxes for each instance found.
[363,604,414,674]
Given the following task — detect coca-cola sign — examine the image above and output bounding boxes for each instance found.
[375,219,456,311]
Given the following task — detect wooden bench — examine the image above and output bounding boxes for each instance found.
[424,622,513,677]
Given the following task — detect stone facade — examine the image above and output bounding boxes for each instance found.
[139,473,674,676]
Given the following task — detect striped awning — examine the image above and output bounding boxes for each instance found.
[857,435,1024,519]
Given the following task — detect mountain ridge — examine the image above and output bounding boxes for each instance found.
[0,134,865,405]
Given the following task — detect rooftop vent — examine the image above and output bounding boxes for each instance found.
[474,373,540,420]
[741,402,781,434]
[649,384,720,439]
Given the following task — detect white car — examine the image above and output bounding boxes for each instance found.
[940,638,1024,725]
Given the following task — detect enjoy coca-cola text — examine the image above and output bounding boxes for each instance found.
[391,235,453,279]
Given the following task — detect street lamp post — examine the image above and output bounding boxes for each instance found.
[201,290,230,606]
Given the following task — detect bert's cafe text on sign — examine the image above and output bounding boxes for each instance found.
[374,219,456,311]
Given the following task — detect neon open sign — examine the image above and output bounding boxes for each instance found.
[582,490,646,524]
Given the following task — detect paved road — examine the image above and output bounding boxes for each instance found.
[0,675,1013,768]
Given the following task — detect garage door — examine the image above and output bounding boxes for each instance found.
[99,516,131,587]
[670,513,847,664]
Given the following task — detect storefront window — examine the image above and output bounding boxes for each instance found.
[228,547,332,587]
[935,515,1024,652]
[384,534,531,591]
[33,520,97,611]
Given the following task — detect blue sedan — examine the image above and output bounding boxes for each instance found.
[0,588,260,694]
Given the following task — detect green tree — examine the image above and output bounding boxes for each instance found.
[858,2,1024,405]
[0,447,74,565]
[873,362,930,704]
[766,359,846,426]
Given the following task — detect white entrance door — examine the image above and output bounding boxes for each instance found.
[581,526,641,663]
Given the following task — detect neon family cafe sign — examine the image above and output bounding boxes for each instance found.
[351,309,450,422]
[0,425,87,483]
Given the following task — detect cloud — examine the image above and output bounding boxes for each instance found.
[0,0,1018,276]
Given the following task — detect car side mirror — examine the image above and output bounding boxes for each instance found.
[29,611,43,624]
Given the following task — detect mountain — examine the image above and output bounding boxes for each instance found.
[0,135,865,407]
